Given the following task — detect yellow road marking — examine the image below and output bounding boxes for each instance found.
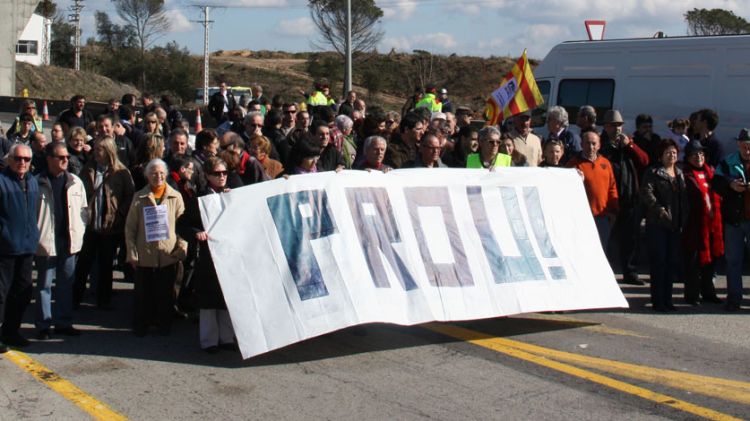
[4,350,128,421]
[485,330,750,406]
[425,323,744,421]
[528,314,650,338]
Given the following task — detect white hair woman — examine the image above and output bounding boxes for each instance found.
[124,158,187,336]
[545,105,581,164]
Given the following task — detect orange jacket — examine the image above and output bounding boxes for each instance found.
[567,154,619,217]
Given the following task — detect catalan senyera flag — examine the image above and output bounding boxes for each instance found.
[485,50,545,125]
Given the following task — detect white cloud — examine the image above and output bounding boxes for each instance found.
[164,9,193,33]
[381,0,418,21]
[274,17,316,37]
[195,0,288,6]
[381,32,458,53]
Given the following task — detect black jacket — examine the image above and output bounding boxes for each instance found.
[176,193,226,309]
[640,166,689,231]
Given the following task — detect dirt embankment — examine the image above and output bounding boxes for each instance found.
[15,61,139,101]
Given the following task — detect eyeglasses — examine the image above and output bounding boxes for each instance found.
[209,171,228,177]
[54,155,70,161]
[12,156,32,162]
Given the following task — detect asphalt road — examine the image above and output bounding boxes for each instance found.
[0,273,748,420]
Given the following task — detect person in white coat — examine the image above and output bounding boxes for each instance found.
[35,142,89,340]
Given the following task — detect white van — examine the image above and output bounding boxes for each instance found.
[531,34,750,148]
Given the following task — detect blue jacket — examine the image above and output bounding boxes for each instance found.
[0,167,40,255]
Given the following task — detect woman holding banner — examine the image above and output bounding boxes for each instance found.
[176,157,236,353]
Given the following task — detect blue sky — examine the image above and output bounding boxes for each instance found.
[56,0,750,60]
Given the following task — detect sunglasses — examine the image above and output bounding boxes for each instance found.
[13,156,32,162]
[209,170,228,177]
[54,155,70,161]
[485,141,501,145]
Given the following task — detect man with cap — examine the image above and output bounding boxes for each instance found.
[438,88,453,113]
[600,109,649,285]
[712,128,750,311]
[507,111,543,167]
[455,106,473,131]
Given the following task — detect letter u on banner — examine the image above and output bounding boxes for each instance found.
[467,185,566,283]
[267,190,339,300]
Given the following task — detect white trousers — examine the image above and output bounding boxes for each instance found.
[199,309,234,348]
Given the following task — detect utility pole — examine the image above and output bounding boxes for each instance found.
[193,6,213,105]
[69,0,84,71]
[343,0,352,98]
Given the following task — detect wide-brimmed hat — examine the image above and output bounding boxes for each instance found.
[736,128,750,142]
[684,139,705,157]
[603,109,624,124]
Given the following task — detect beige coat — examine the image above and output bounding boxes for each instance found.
[36,171,89,256]
[124,184,187,268]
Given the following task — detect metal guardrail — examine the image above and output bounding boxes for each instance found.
[0,96,205,127]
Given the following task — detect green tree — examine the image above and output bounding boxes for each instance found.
[95,11,136,49]
[50,18,75,67]
[111,0,171,88]
[145,42,200,102]
[308,0,384,55]
[684,8,750,35]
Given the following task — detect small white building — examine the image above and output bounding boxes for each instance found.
[16,13,51,66]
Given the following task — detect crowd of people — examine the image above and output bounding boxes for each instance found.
[0,81,746,355]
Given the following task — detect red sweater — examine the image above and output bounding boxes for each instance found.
[567,154,619,217]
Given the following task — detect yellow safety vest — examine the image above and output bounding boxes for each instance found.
[466,153,512,169]
[415,93,442,112]
[307,91,329,107]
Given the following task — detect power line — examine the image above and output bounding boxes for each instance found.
[69,0,84,71]
[191,5,215,106]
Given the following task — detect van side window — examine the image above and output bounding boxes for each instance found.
[557,79,614,125]
[531,80,551,128]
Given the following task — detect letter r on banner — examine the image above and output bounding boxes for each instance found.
[345,187,418,291]
[267,190,337,300]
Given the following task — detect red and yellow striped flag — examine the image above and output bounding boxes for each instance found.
[485,50,545,125]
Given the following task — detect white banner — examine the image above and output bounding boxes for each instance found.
[199,168,628,359]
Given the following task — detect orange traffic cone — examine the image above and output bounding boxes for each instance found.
[195,108,203,133]
[42,101,49,121]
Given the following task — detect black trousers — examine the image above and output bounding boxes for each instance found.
[74,231,121,308]
[683,253,718,301]
[133,264,178,334]
[614,205,642,279]
[0,254,34,338]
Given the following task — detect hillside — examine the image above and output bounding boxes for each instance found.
[15,61,140,102]
[15,50,528,115]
